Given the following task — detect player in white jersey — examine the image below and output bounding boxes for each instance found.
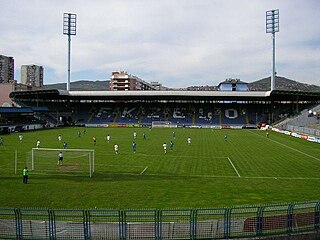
[106,134,111,143]
[58,135,62,142]
[19,134,23,143]
[133,131,137,139]
[163,142,167,154]
[57,152,63,165]
[187,137,191,145]
[114,144,119,154]
[36,140,40,148]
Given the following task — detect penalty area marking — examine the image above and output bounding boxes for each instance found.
[227,157,241,177]
[140,166,148,175]
[95,164,148,175]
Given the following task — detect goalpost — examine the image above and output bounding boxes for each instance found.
[151,121,177,128]
[27,148,95,178]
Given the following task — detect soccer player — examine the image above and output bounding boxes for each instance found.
[93,137,97,146]
[77,131,81,137]
[224,134,228,141]
[133,131,137,139]
[106,134,111,143]
[132,141,137,153]
[187,137,191,145]
[170,140,174,151]
[63,142,68,149]
[266,131,269,138]
[142,132,146,140]
[58,135,62,143]
[57,152,63,165]
[163,142,167,154]
[0,137,3,145]
[83,128,86,134]
[23,166,28,184]
[172,131,176,139]
[19,134,23,143]
[114,144,119,154]
[36,140,40,148]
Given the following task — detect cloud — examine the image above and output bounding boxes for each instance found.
[1,0,319,87]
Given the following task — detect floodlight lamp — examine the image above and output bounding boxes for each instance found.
[63,13,77,36]
[266,9,279,34]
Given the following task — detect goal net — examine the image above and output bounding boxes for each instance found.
[26,148,95,177]
[151,121,177,128]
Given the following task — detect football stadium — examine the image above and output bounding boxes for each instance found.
[0,86,319,239]
[1,2,320,239]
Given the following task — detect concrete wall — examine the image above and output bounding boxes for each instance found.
[0,82,14,107]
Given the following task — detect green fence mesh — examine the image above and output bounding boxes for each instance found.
[0,201,319,239]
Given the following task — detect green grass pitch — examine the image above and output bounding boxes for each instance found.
[0,127,319,209]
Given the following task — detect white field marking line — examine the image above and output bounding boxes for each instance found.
[153,155,228,159]
[90,171,320,180]
[248,130,320,162]
[140,166,148,175]
[95,164,146,168]
[96,153,228,159]
[227,157,241,177]
[146,155,228,159]
[28,170,320,180]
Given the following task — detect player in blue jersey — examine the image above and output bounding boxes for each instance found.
[132,141,137,153]
[170,140,174,151]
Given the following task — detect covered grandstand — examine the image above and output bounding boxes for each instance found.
[9,89,320,129]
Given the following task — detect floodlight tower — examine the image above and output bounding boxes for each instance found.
[63,13,77,91]
[266,9,279,91]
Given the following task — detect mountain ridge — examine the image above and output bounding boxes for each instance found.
[41,76,320,92]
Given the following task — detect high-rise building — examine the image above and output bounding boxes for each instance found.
[0,55,14,83]
[110,71,155,91]
[21,64,44,87]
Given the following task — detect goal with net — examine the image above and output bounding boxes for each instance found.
[26,148,95,177]
[151,121,177,128]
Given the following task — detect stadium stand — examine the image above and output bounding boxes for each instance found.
[275,103,320,137]
[6,89,320,131]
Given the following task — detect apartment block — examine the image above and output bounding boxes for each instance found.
[110,71,155,91]
[21,64,44,87]
[0,55,14,83]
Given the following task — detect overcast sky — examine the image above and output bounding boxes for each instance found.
[1,0,319,87]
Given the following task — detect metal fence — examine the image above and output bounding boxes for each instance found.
[1,201,320,239]
[284,124,320,137]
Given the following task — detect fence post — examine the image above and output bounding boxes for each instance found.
[287,203,294,233]
[120,210,125,240]
[256,206,264,237]
[48,209,53,240]
[14,208,22,240]
[154,209,158,240]
[224,207,231,239]
[315,202,320,231]
[155,210,158,240]
[50,209,57,240]
[85,210,90,240]
[157,210,161,240]
[192,209,197,240]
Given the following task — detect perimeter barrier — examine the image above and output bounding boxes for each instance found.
[1,201,320,239]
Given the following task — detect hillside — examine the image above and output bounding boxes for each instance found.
[41,76,320,92]
[248,76,320,92]
[42,80,110,91]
